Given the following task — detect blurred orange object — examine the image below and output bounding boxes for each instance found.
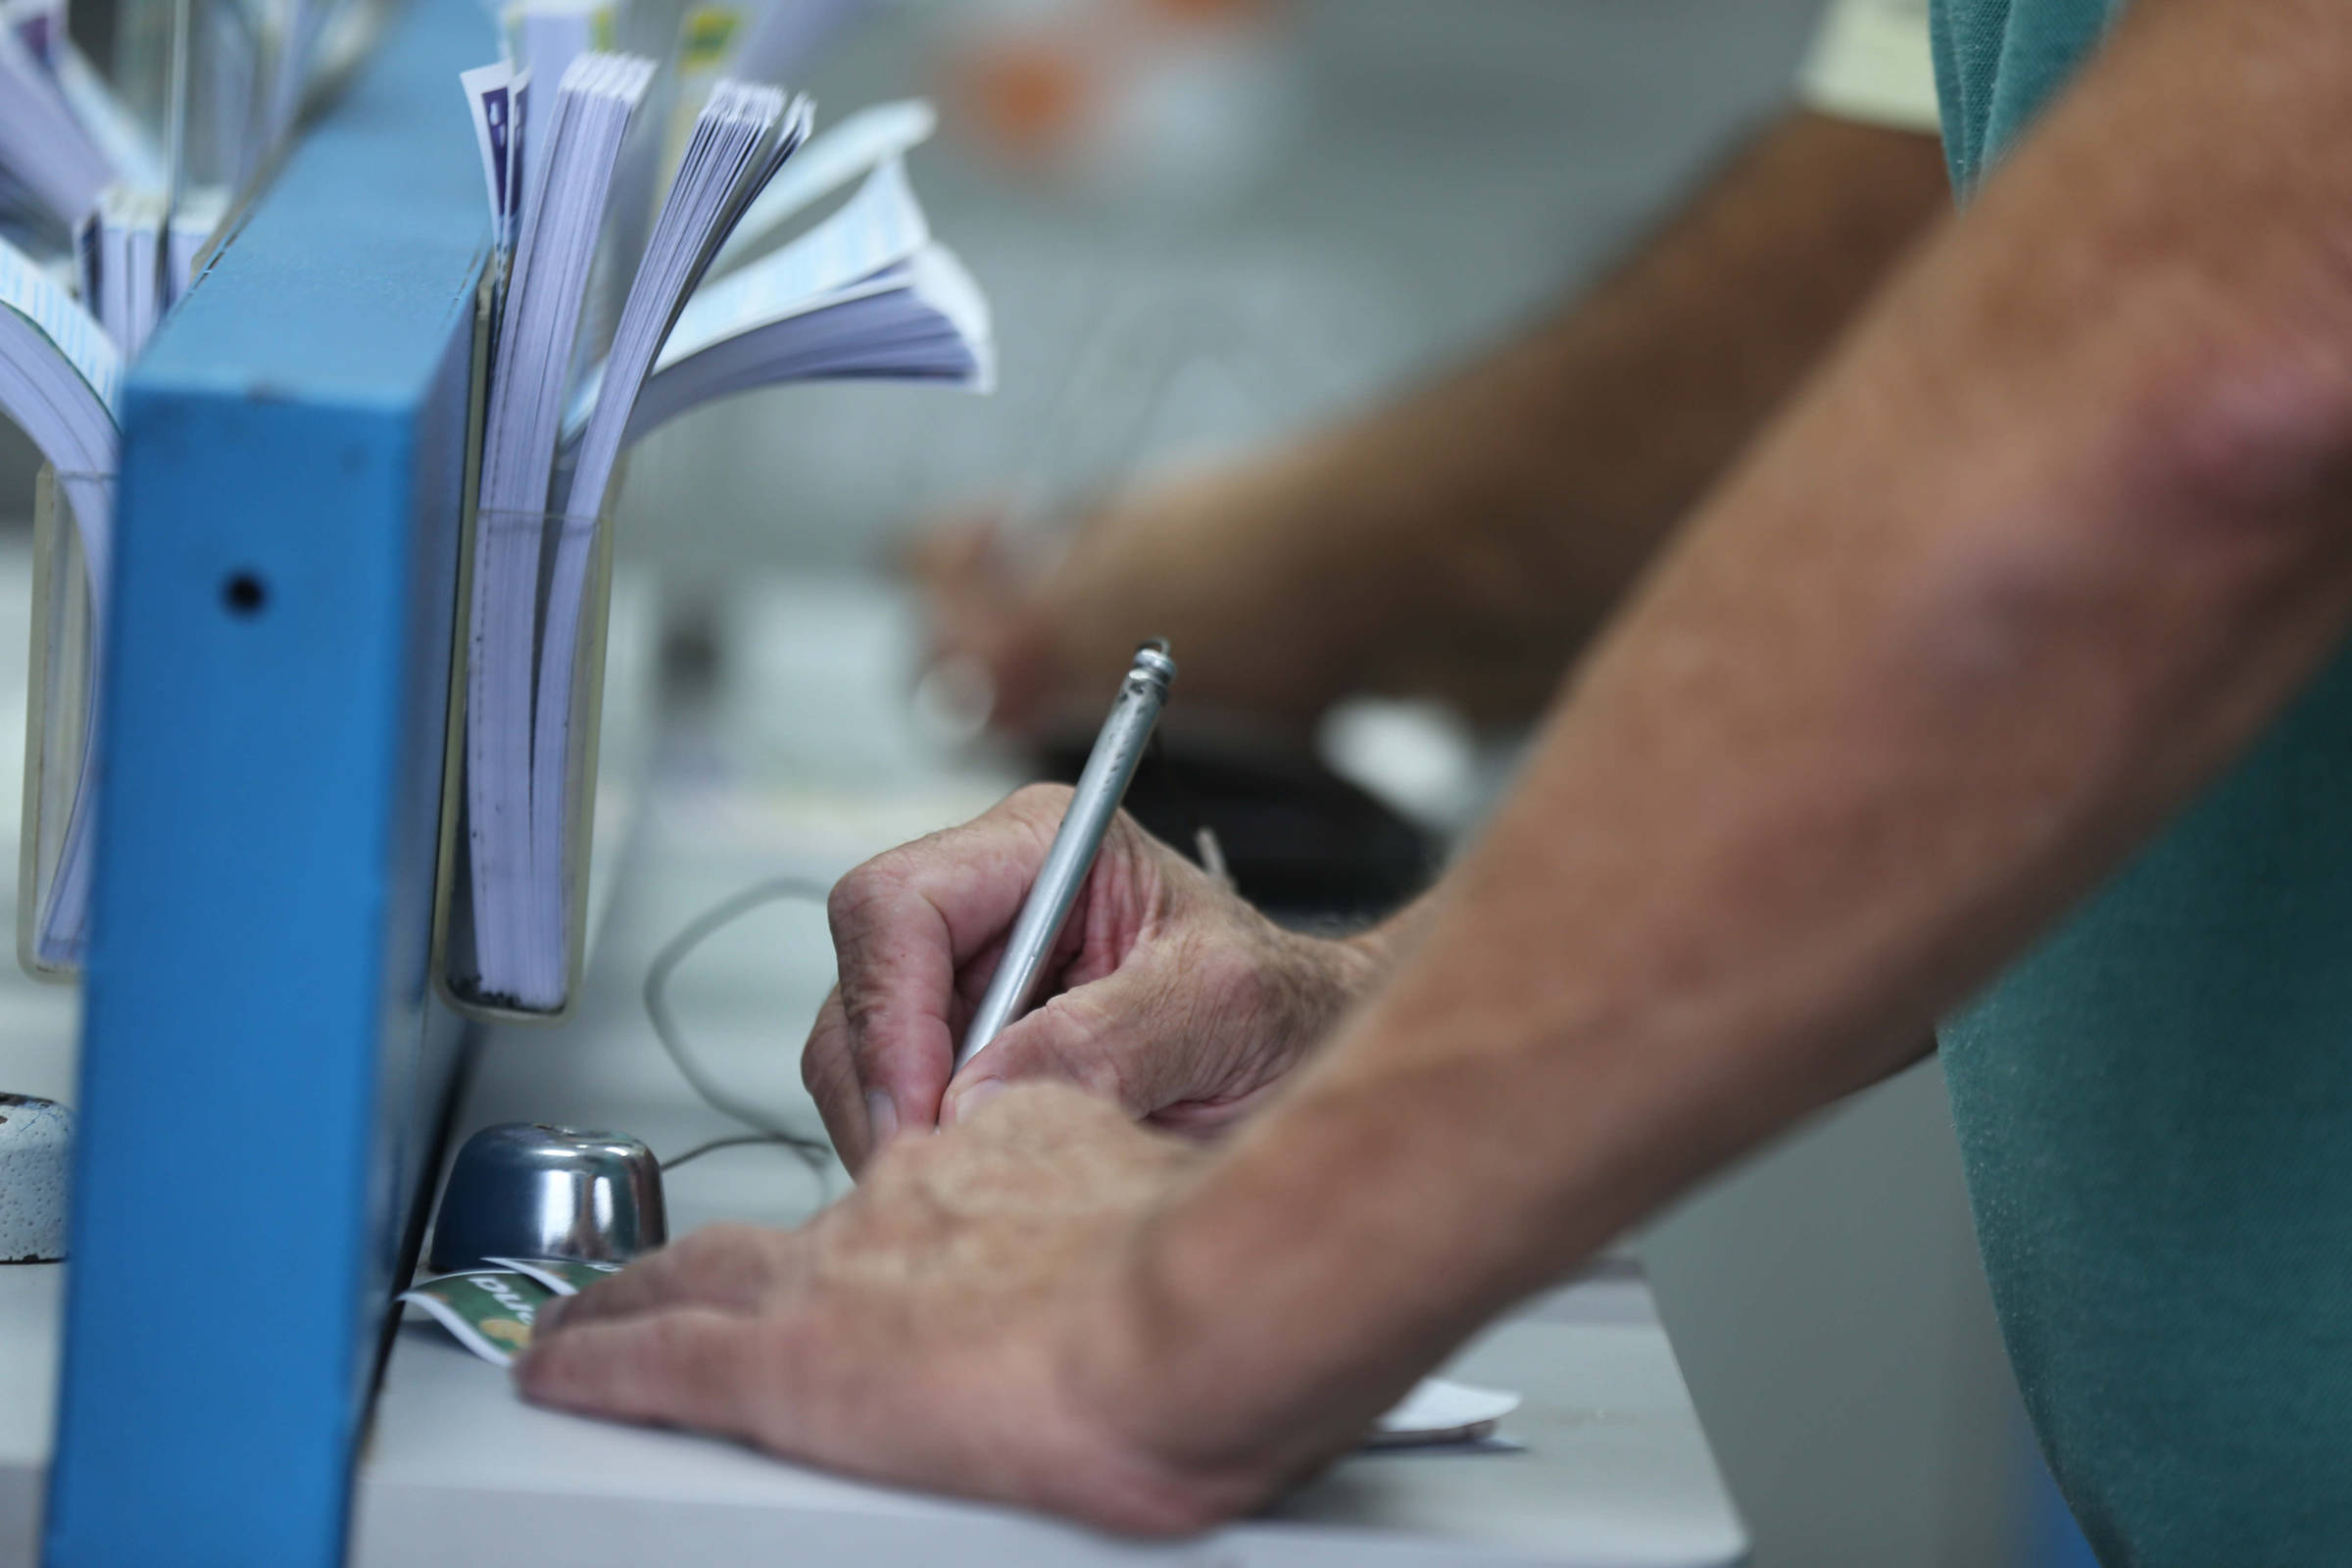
[1144,0,1279,24]
[942,0,1297,188]
[948,31,1097,165]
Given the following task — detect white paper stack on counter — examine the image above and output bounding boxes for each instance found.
[465,51,658,1007]
[74,183,226,359]
[76,185,162,357]
[503,0,616,188]
[524,84,812,997]
[706,97,935,275]
[453,79,994,1013]
[0,229,119,966]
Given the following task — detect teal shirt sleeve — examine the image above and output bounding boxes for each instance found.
[1930,0,2122,193]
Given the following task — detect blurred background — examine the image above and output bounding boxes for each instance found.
[0,3,2094,1563]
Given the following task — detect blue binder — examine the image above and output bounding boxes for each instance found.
[44,0,495,1560]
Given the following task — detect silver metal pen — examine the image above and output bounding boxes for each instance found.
[956,642,1177,1069]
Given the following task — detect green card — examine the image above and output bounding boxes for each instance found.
[400,1271,556,1366]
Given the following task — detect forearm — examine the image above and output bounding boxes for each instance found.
[1323,110,1951,719]
[1110,0,2352,1452]
[1052,112,1948,725]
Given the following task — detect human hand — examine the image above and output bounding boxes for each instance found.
[804,784,1386,1172]
[906,450,1371,735]
[516,1086,1371,1535]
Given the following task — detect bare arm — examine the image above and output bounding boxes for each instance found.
[935,111,1951,728]
[1120,0,2352,1468]
[525,0,2352,1534]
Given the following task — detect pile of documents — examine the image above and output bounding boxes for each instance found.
[0,229,119,966]
[0,5,121,239]
[0,0,161,244]
[454,59,992,1011]
[74,184,224,358]
[0,4,223,971]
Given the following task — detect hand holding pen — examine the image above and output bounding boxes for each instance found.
[800,645,1389,1169]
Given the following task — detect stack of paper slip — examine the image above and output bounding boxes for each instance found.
[522,84,813,990]
[0,14,115,235]
[466,51,657,1006]
[503,0,616,195]
[0,230,115,475]
[73,183,225,360]
[625,169,993,446]
[76,185,163,358]
[705,98,936,276]
[0,229,118,967]
[456,76,994,1012]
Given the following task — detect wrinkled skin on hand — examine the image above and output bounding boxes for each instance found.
[803,784,1387,1172]
[515,1086,1351,1536]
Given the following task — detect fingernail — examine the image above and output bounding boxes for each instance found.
[865,1090,901,1149]
[949,1079,1004,1124]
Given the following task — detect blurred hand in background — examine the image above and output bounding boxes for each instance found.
[906,113,1953,741]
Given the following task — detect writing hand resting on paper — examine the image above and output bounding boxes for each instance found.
[518,1085,1383,1534]
[799,783,1391,1172]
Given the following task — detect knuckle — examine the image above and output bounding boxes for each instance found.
[824,867,890,941]
[802,1032,856,1100]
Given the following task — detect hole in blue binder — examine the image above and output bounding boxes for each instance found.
[222,573,268,616]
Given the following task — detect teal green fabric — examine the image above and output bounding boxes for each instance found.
[1930,0,2121,193]
[1932,3,2352,1563]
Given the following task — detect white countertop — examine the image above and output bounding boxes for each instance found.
[360,1271,1740,1568]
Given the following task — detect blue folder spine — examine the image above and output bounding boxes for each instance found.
[44,0,492,1560]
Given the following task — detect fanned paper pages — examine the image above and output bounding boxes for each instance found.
[629,239,992,443]
[453,79,992,1014]
[0,231,118,967]
[624,159,992,446]
[466,51,656,1006]
[706,96,934,276]
[524,85,809,1000]
[0,16,115,234]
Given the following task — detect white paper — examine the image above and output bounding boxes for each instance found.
[1368,1378,1523,1446]
[626,240,993,445]
[506,0,614,199]
[0,230,118,966]
[466,52,654,1004]
[709,98,937,277]
[457,82,993,1013]
[0,21,113,230]
[522,81,806,1002]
